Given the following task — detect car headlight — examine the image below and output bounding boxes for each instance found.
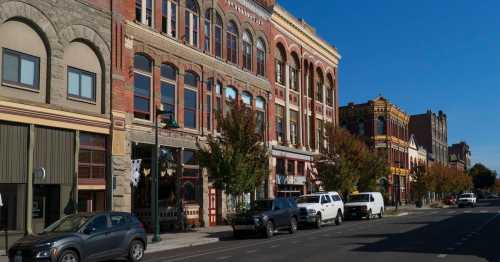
[35,249,52,258]
[253,216,261,224]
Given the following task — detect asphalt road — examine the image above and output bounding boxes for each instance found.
[141,199,500,262]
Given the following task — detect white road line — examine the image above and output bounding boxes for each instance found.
[269,245,280,248]
[464,211,472,213]
[246,250,257,254]
[437,254,448,258]
[216,256,232,260]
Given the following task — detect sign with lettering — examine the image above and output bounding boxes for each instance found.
[225,0,263,25]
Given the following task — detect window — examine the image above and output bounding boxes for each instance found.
[136,0,153,27]
[225,86,237,101]
[290,110,299,145]
[204,10,211,52]
[133,54,152,120]
[297,161,305,176]
[275,45,286,85]
[256,97,266,134]
[358,120,365,136]
[241,91,252,106]
[2,48,39,89]
[321,195,331,204]
[256,39,266,76]
[227,21,238,64]
[67,67,95,101]
[183,182,196,202]
[110,214,129,227]
[316,119,324,150]
[290,55,299,91]
[276,158,285,175]
[183,150,197,165]
[215,13,223,58]
[287,160,295,176]
[162,0,177,37]
[184,0,199,47]
[216,81,222,112]
[307,70,313,98]
[377,116,386,135]
[276,104,285,143]
[206,94,211,130]
[184,72,198,129]
[86,215,108,233]
[316,70,324,102]
[242,31,253,71]
[161,64,176,121]
[79,133,106,180]
[326,87,333,106]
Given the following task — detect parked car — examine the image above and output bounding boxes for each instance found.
[457,193,477,207]
[296,192,344,228]
[444,195,457,206]
[8,212,147,262]
[344,192,384,220]
[231,198,299,238]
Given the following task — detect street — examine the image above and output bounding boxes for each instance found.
[140,199,500,262]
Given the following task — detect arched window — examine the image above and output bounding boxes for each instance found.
[242,30,253,71]
[184,71,198,129]
[326,74,334,107]
[290,109,299,145]
[204,9,211,53]
[136,0,153,27]
[256,97,266,134]
[227,21,238,64]
[215,13,223,58]
[133,54,153,120]
[275,44,286,85]
[256,38,266,76]
[358,119,365,136]
[316,69,324,102]
[241,91,252,106]
[224,86,237,114]
[377,116,386,135]
[65,42,101,103]
[162,0,178,37]
[160,64,177,121]
[289,53,300,91]
[185,0,199,47]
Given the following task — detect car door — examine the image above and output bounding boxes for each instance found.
[320,195,333,220]
[82,214,113,261]
[368,194,376,214]
[107,213,131,256]
[330,194,342,217]
[273,198,288,228]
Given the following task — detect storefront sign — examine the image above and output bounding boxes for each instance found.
[225,0,263,25]
[276,175,306,185]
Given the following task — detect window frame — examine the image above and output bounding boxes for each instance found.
[214,14,223,59]
[184,0,199,47]
[204,10,211,53]
[160,64,177,122]
[226,21,239,65]
[67,66,96,102]
[136,0,154,27]
[1,48,40,90]
[162,0,178,38]
[78,133,107,180]
[183,72,198,129]
[242,31,253,71]
[133,54,153,120]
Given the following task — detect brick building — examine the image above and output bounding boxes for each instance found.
[109,0,340,227]
[340,97,410,205]
[449,141,471,172]
[409,110,448,165]
[0,0,111,247]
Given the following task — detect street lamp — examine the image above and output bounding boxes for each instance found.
[152,105,179,243]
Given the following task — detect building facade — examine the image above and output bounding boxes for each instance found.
[408,134,428,170]
[340,97,410,205]
[109,0,340,228]
[0,0,112,247]
[449,141,471,172]
[409,110,448,166]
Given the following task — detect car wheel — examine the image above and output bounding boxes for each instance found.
[58,250,79,262]
[366,210,372,220]
[378,208,384,219]
[289,217,298,234]
[128,240,145,262]
[335,211,343,226]
[264,221,274,238]
[315,214,322,229]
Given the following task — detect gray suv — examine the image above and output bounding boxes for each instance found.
[8,212,147,262]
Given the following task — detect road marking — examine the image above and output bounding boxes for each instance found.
[447,211,455,214]
[269,245,280,248]
[216,256,232,260]
[246,250,257,254]
[480,210,487,213]
[322,234,331,237]
[464,211,472,213]
[437,254,448,258]
[291,240,300,244]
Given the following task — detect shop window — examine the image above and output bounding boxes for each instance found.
[79,132,106,180]
[2,48,39,89]
[183,182,196,201]
[287,160,295,176]
[297,161,305,176]
[276,158,285,176]
[183,150,197,165]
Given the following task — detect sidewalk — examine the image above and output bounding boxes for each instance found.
[145,225,233,254]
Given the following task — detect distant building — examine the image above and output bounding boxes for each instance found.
[340,96,410,205]
[408,134,428,170]
[409,110,448,165]
[449,141,471,172]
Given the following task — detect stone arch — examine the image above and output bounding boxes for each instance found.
[224,12,242,34]
[240,21,256,44]
[59,24,111,67]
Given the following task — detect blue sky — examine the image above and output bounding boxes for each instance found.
[279,0,500,173]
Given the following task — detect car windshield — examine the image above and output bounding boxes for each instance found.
[348,194,370,203]
[43,214,90,233]
[460,194,473,198]
[253,200,273,212]
[297,196,320,204]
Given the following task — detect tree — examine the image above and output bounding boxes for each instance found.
[316,125,389,197]
[469,163,496,190]
[197,102,269,210]
[496,179,500,194]
[411,164,429,202]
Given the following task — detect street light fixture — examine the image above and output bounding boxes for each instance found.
[152,105,179,243]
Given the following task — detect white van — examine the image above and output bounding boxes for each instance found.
[344,192,384,220]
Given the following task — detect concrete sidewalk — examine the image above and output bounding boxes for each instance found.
[145,225,232,254]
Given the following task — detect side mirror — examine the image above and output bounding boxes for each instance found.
[83,227,96,235]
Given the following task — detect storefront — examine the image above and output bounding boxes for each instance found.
[272,145,314,198]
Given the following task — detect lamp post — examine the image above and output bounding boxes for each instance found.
[152,106,179,243]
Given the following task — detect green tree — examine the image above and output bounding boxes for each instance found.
[197,102,269,210]
[358,150,389,192]
[469,163,496,190]
[411,164,428,201]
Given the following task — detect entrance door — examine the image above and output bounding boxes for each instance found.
[208,187,217,226]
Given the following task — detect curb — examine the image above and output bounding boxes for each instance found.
[385,211,410,217]
[145,237,220,254]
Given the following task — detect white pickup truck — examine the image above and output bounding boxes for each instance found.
[457,193,477,208]
[296,192,344,228]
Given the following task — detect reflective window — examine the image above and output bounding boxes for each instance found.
[241,91,252,106]
[162,0,178,37]
[184,89,197,128]
[2,48,39,89]
[136,0,153,27]
[68,67,95,101]
[227,21,238,64]
[184,0,199,47]
[242,31,253,70]
[256,39,266,76]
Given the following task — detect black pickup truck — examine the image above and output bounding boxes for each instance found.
[231,198,299,238]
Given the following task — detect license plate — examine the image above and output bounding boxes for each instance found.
[234,225,254,230]
[15,255,22,262]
